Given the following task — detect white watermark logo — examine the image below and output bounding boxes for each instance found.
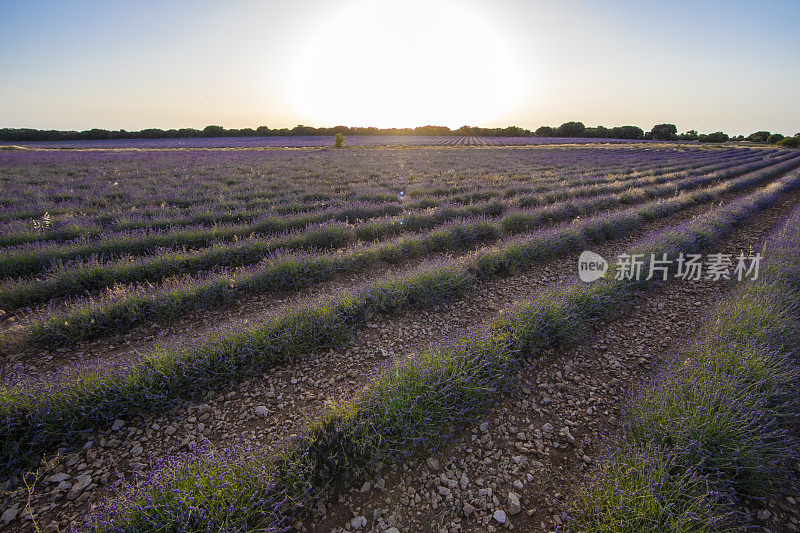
[578,251,609,282]
[578,251,762,283]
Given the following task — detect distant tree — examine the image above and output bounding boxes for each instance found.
[414,125,452,136]
[456,125,473,136]
[679,130,699,141]
[83,128,111,140]
[203,125,225,137]
[534,126,556,137]
[698,132,729,143]
[291,124,316,136]
[498,126,529,137]
[334,132,345,148]
[584,126,609,138]
[555,121,586,137]
[610,126,644,140]
[777,136,799,148]
[767,133,785,144]
[140,128,166,138]
[650,124,678,140]
[178,128,202,137]
[747,131,770,143]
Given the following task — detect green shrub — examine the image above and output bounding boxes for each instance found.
[334,132,345,148]
[777,136,800,148]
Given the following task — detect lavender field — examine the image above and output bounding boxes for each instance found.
[1,142,800,532]
[0,135,648,149]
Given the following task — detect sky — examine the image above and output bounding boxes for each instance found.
[1,0,799,135]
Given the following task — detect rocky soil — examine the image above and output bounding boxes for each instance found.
[307,190,800,533]
[3,186,800,532]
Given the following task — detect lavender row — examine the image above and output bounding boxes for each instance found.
[12,150,797,348]
[570,203,800,530]
[0,146,735,231]
[81,147,800,533]
[0,149,774,282]
[2,164,797,478]
[1,149,778,311]
[0,146,743,254]
[2,134,660,150]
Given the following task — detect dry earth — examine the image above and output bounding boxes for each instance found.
[2,187,800,532]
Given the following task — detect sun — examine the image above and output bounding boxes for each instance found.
[285,0,526,128]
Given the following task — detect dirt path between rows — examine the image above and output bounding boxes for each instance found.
[0,153,764,377]
[306,191,800,532]
[3,183,792,532]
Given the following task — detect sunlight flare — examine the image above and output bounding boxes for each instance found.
[286,0,526,128]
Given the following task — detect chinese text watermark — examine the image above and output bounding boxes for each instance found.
[579,251,761,283]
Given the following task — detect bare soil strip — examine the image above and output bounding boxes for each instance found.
[3,161,786,378]
[5,184,796,531]
[306,190,800,532]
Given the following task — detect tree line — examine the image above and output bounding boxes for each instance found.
[1,122,798,146]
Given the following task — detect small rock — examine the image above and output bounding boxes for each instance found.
[111,419,125,431]
[426,457,440,471]
[493,510,507,524]
[69,474,92,497]
[1,505,19,525]
[360,482,371,493]
[350,516,367,530]
[508,492,521,515]
[385,528,400,533]
[254,406,269,418]
[463,502,475,516]
[459,474,469,489]
[48,473,71,483]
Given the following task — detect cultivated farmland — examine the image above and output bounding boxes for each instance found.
[1,140,799,532]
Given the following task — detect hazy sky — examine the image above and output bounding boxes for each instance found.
[2,0,799,135]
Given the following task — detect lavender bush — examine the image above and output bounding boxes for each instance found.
[82,158,800,532]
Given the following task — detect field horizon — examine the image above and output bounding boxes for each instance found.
[1,139,800,532]
[3,1,800,531]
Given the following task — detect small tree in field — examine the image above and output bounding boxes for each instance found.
[334,132,345,148]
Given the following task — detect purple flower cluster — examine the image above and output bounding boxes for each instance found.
[569,199,800,531]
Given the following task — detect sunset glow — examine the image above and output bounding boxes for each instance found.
[285,0,526,128]
[1,1,799,133]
